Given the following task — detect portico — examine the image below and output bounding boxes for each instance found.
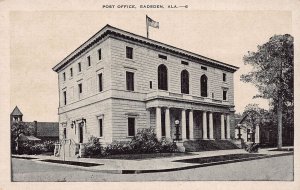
[146,96,234,142]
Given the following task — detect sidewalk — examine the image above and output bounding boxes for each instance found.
[12,147,293,174]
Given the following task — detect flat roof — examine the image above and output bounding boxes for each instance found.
[53,24,239,72]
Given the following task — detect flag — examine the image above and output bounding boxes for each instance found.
[146,15,159,29]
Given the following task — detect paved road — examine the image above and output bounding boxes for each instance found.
[12,155,293,181]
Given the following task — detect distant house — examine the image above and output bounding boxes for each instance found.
[234,116,260,143]
[10,106,59,142]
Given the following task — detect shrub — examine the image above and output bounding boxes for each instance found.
[105,141,132,155]
[84,136,102,157]
[19,142,48,155]
[103,128,178,155]
[160,138,178,153]
[30,143,48,154]
[43,140,57,152]
[129,128,161,153]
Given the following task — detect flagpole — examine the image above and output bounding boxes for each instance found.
[146,15,149,38]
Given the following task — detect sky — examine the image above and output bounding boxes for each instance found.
[10,10,292,122]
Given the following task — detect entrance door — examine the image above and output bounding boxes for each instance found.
[79,123,83,143]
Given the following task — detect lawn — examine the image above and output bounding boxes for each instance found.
[89,152,195,160]
[173,153,266,164]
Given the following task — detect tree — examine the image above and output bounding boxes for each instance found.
[241,34,294,149]
[11,121,35,153]
[242,104,266,142]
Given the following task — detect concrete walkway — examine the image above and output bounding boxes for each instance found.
[12,147,293,174]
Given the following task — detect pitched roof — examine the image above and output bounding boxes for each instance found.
[19,134,41,141]
[36,122,59,137]
[53,24,239,73]
[11,106,23,116]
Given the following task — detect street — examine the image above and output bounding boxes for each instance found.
[12,155,293,181]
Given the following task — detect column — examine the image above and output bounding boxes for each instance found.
[156,107,162,139]
[181,109,186,140]
[165,108,171,139]
[221,114,225,140]
[189,110,194,140]
[202,111,208,140]
[209,112,214,139]
[226,114,231,139]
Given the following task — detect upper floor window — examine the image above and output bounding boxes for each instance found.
[87,56,91,67]
[98,73,103,92]
[128,117,135,137]
[126,46,133,59]
[201,74,208,97]
[126,71,134,91]
[223,89,228,101]
[158,54,167,60]
[63,72,66,81]
[201,66,207,70]
[98,49,102,60]
[78,62,81,72]
[78,83,83,99]
[181,70,189,94]
[63,91,67,105]
[158,64,168,91]
[181,61,189,65]
[70,68,73,77]
[223,73,227,82]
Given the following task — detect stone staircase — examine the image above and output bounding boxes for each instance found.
[183,139,240,152]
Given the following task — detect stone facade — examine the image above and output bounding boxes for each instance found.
[53,25,238,147]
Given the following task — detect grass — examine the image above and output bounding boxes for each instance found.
[174,153,266,164]
[89,152,194,160]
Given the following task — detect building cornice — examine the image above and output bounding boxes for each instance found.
[52,24,239,73]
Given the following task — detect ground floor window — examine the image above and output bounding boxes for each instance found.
[128,117,135,136]
[99,118,103,137]
[63,127,67,139]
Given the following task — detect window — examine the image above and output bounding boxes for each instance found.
[223,89,228,101]
[158,54,167,60]
[63,127,67,139]
[150,81,152,89]
[126,46,133,59]
[63,91,67,105]
[161,111,166,137]
[158,64,168,90]
[181,70,189,94]
[99,118,103,137]
[201,75,208,97]
[181,61,189,65]
[201,66,207,70]
[63,72,66,81]
[98,73,103,92]
[70,68,73,77]
[78,83,82,98]
[98,49,102,60]
[78,62,81,72]
[87,56,91,67]
[126,71,134,91]
[223,73,227,82]
[128,117,135,136]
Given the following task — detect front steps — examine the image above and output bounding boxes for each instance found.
[183,139,240,152]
